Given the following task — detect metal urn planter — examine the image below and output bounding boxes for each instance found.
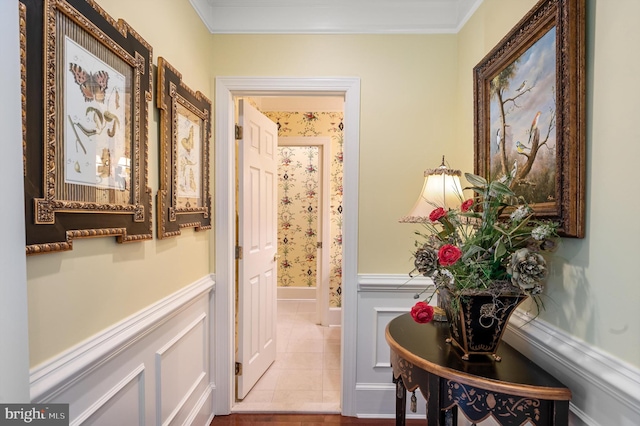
[439,284,528,361]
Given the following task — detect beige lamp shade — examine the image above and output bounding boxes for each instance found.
[399,157,463,223]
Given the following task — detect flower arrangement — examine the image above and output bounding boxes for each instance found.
[409,172,559,324]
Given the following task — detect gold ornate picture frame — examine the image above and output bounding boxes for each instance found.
[156,57,211,238]
[473,0,586,238]
[21,0,153,254]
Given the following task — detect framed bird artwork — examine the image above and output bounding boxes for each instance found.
[19,0,153,254]
[473,0,586,238]
[156,57,212,239]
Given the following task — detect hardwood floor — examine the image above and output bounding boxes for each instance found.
[209,413,425,425]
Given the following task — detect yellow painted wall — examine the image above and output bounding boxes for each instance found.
[457,0,640,367]
[211,0,640,367]
[24,0,640,370]
[211,34,460,274]
[26,0,213,367]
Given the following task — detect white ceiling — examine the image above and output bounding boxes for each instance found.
[189,0,484,34]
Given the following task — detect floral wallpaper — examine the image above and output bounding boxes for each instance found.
[264,111,344,308]
[277,145,319,288]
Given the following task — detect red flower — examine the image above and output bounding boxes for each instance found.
[461,199,474,212]
[438,244,462,266]
[410,301,434,324]
[429,207,446,222]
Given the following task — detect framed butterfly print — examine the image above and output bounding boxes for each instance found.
[20,0,153,254]
[156,57,212,238]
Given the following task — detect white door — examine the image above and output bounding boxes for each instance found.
[236,99,279,399]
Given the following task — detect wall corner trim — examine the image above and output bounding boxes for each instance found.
[358,273,434,293]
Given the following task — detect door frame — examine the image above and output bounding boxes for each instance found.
[214,77,360,416]
[278,136,332,326]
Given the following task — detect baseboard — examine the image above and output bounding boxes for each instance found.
[354,383,426,419]
[276,288,341,326]
[328,307,341,327]
[277,286,316,300]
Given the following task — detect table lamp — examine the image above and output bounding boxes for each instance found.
[399,155,463,223]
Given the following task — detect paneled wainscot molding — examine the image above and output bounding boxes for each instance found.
[29,275,214,425]
[27,272,640,426]
[356,274,640,425]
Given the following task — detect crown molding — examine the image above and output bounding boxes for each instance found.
[190,0,483,34]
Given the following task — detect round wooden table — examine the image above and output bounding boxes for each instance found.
[385,313,571,425]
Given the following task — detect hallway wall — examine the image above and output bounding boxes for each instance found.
[210,33,460,276]
[210,0,640,370]
[25,0,214,368]
[8,0,639,423]
[209,2,640,424]
[456,0,640,369]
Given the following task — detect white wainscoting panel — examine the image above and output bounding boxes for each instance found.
[156,314,208,426]
[373,308,407,369]
[355,274,640,425]
[29,275,215,426]
[355,275,432,417]
[276,286,316,300]
[72,365,145,426]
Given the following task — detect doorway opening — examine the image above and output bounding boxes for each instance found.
[214,77,360,417]
[234,98,343,411]
[274,136,334,325]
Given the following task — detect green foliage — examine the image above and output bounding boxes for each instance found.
[411,172,559,295]
[490,61,518,97]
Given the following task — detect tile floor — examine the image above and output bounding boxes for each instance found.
[232,300,341,413]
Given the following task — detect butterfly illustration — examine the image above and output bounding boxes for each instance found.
[69,63,109,103]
